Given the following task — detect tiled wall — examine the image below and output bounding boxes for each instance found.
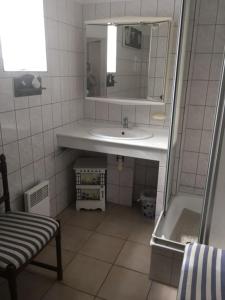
[83,0,182,128]
[0,0,84,216]
[1,0,222,217]
[107,155,135,206]
[133,158,159,202]
[173,0,225,195]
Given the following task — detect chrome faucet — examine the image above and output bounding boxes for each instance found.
[122,117,128,128]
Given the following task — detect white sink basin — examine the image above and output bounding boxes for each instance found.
[90,127,153,140]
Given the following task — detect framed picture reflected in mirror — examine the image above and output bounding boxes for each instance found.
[123,26,142,49]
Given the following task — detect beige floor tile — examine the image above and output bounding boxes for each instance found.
[116,241,151,274]
[96,220,134,239]
[57,206,77,225]
[79,233,125,263]
[26,245,75,279]
[0,271,54,300]
[128,221,154,245]
[63,254,111,295]
[42,282,94,300]
[51,225,92,252]
[148,282,177,300]
[98,266,151,300]
[105,205,144,223]
[65,211,106,230]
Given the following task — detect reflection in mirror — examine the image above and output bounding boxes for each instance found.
[85,20,172,103]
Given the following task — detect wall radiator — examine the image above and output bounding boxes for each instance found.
[24,181,50,216]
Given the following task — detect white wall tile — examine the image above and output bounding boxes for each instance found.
[141,0,157,16]
[0,78,14,113]
[197,153,209,175]
[29,95,41,107]
[196,25,215,53]
[30,107,43,135]
[18,137,33,167]
[107,184,120,204]
[16,109,31,139]
[3,142,20,173]
[53,102,62,127]
[213,25,225,53]
[157,0,175,17]
[45,0,57,20]
[119,167,134,187]
[34,158,46,182]
[184,129,201,152]
[195,174,206,189]
[95,102,108,120]
[125,0,141,16]
[110,1,125,17]
[186,105,204,129]
[42,104,53,131]
[21,164,35,192]
[217,0,225,25]
[32,133,45,161]
[8,170,22,202]
[14,97,29,110]
[84,100,96,119]
[182,151,198,174]
[43,130,54,156]
[108,104,122,122]
[0,111,18,144]
[210,54,224,80]
[198,0,218,25]
[206,81,220,106]
[107,166,120,185]
[62,101,70,124]
[203,106,216,130]
[192,54,211,80]
[45,154,55,179]
[95,3,110,18]
[189,80,207,106]
[200,130,212,153]
[180,172,195,187]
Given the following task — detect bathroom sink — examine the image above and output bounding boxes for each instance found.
[90,127,153,140]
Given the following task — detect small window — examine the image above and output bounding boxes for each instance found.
[0,0,47,72]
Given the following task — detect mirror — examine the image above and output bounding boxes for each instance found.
[85,17,172,103]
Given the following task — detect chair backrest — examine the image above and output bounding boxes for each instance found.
[0,154,10,212]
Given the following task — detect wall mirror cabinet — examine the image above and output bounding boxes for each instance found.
[85,16,173,105]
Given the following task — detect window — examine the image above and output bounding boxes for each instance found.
[0,0,47,71]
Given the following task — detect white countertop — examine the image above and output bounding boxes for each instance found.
[56,119,169,152]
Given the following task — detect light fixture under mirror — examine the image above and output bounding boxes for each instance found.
[85,16,173,105]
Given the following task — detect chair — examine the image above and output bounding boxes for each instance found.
[0,154,63,300]
[177,243,225,299]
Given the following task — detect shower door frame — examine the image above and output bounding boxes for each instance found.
[151,0,190,252]
[199,55,225,245]
[153,0,225,251]
[151,0,202,252]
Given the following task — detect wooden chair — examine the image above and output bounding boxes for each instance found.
[0,154,63,300]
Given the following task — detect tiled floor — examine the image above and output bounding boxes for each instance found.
[0,203,177,300]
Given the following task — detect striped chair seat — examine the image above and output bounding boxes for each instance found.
[0,211,59,270]
[177,243,225,300]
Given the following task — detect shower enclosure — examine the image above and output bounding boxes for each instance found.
[149,0,225,287]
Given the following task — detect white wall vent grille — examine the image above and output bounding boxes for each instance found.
[24,181,50,216]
